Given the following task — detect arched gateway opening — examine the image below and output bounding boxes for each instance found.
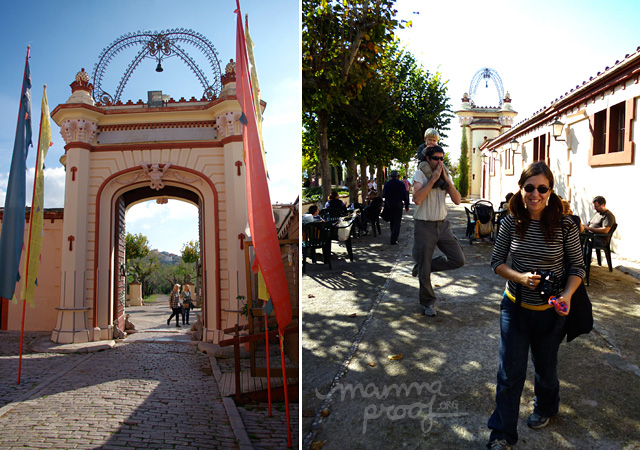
[110,185,203,333]
[49,31,253,344]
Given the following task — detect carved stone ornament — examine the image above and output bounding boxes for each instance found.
[225,58,236,74]
[114,161,202,189]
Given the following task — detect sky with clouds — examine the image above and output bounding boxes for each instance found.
[0,0,300,255]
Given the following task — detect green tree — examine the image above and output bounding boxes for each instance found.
[129,250,159,298]
[181,240,200,265]
[458,124,470,198]
[303,0,400,203]
[125,233,150,261]
[309,41,452,203]
[180,240,200,285]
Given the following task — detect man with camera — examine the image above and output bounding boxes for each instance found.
[411,129,465,317]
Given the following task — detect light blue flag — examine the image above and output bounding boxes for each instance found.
[0,53,32,300]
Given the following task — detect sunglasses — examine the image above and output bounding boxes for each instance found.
[429,156,444,161]
[523,184,550,194]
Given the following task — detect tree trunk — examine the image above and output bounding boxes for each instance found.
[317,111,331,203]
[376,163,385,195]
[360,158,368,204]
[345,156,358,205]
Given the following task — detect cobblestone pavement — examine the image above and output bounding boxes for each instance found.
[0,298,299,449]
[238,402,300,450]
[0,337,237,449]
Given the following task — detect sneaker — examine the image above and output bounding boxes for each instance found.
[176,324,181,328]
[527,412,550,429]
[167,318,170,326]
[423,306,437,317]
[412,264,419,277]
[488,439,512,450]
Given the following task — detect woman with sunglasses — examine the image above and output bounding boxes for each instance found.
[487,161,585,450]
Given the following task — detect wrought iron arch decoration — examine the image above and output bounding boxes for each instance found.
[92,28,222,105]
[468,68,505,107]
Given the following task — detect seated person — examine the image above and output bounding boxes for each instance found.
[499,192,514,211]
[324,190,348,215]
[584,195,615,245]
[561,199,583,232]
[302,205,323,225]
[360,191,383,233]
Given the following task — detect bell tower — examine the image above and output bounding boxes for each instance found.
[455,68,517,199]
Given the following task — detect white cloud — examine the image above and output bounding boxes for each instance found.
[126,199,198,224]
[126,199,199,254]
[0,172,7,205]
[0,166,66,208]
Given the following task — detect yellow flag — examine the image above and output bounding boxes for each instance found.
[257,269,268,302]
[20,86,51,305]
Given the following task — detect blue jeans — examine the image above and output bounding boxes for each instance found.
[183,306,190,324]
[488,295,566,445]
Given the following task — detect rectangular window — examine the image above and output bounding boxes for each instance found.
[593,109,606,155]
[539,134,546,162]
[589,97,635,166]
[504,148,514,176]
[532,134,550,164]
[609,102,625,153]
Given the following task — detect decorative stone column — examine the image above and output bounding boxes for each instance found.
[51,69,97,343]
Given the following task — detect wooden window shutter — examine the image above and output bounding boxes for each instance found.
[624,97,635,156]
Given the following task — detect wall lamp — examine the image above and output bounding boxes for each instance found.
[510,137,520,154]
[551,118,566,141]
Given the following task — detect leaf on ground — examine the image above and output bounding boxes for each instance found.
[308,294,315,298]
[388,353,403,360]
[348,313,357,318]
[311,441,325,450]
[434,284,441,287]
[320,409,330,418]
[368,362,376,367]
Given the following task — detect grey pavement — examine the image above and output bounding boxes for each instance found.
[0,297,298,449]
[302,201,640,449]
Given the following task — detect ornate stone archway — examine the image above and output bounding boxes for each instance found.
[50,56,250,344]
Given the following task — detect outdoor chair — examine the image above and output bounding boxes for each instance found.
[302,221,332,272]
[464,207,475,238]
[361,204,382,237]
[493,209,509,238]
[319,207,355,262]
[582,223,618,285]
[468,200,495,244]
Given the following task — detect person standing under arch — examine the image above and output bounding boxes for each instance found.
[167,284,182,328]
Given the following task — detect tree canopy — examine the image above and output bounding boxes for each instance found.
[303,0,401,201]
[181,240,200,265]
[125,232,150,261]
[303,1,452,202]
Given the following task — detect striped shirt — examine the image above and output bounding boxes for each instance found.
[491,214,586,307]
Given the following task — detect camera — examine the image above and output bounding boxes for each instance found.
[534,269,556,301]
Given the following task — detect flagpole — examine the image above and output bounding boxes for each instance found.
[15,45,32,384]
[264,303,272,416]
[279,329,291,448]
[17,83,46,385]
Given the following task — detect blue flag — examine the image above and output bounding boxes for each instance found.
[0,53,32,300]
